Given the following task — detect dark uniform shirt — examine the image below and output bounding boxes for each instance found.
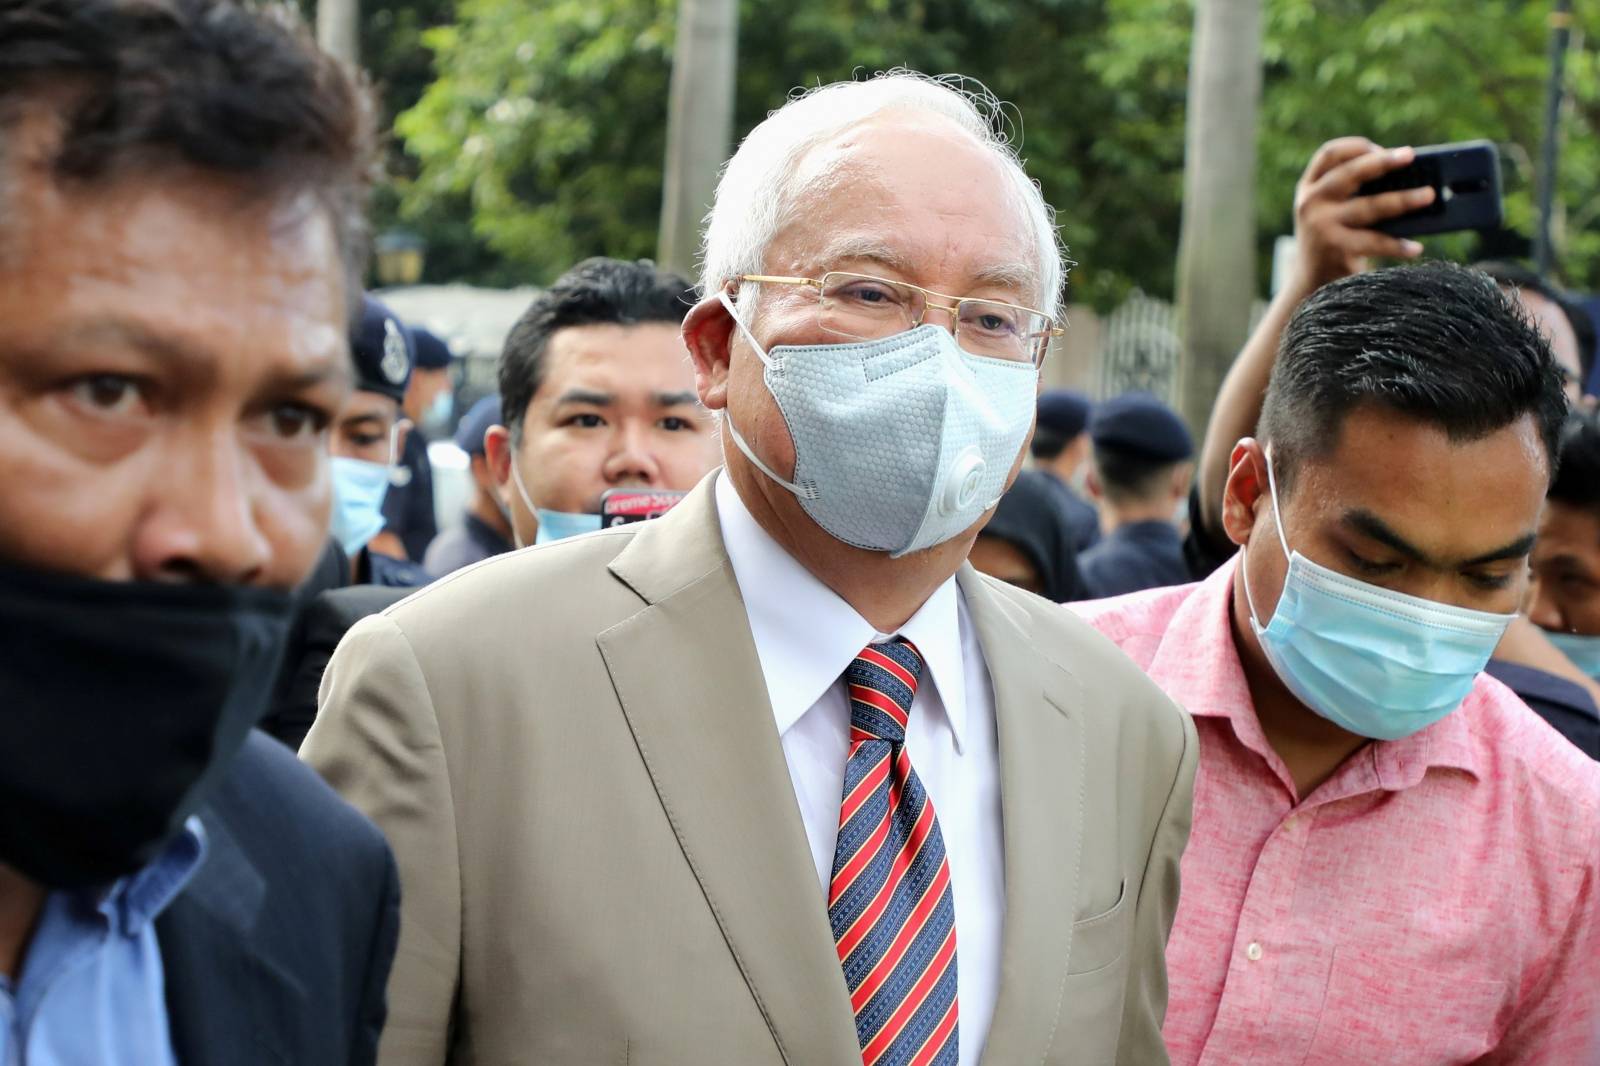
[1079,519,1190,600]
[1039,470,1102,553]
[381,429,436,563]
[1184,483,1237,581]
[359,547,431,589]
[422,513,513,580]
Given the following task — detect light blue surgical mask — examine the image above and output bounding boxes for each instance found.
[506,451,602,545]
[1241,454,1515,741]
[534,510,603,545]
[719,292,1038,558]
[1545,630,1600,679]
[427,389,454,427]
[329,456,391,557]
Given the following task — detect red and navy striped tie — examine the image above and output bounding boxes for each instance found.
[828,638,959,1066]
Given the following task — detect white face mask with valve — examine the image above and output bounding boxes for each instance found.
[719,291,1038,557]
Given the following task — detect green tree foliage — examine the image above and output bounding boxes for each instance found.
[1103,0,1600,291]
[389,0,1600,302]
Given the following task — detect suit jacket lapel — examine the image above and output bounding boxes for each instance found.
[599,475,862,1065]
[958,567,1087,1062]
[158,807,302,1066]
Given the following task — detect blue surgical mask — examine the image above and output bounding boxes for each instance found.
[719,292,1038,557]
[506,451,602,545]
[427,390,454,427]
[1545,630,1600,679]
[329,456,391,556]
[534,510,603,545]
[1241,454,1515,741]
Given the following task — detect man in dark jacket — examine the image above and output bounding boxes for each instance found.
[0,3,397,1061]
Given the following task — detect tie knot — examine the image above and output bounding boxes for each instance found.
[843,638,924,744]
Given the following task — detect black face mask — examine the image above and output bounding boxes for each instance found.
[0,563,292,889]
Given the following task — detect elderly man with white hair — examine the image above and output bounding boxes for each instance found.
[305,71,1197,1066]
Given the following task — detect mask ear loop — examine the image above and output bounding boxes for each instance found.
[714,290,818,501]
[385,419,405,469]
[1240,447,1292,628]
[717,290,775,370]
[509,451,539,520]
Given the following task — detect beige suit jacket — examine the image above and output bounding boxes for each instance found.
[304,474,1197,1065]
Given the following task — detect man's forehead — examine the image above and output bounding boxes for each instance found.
[540,321,692,387]
[0,165,349,383]
[773,115,1038,294]
[1288,410,1547,559]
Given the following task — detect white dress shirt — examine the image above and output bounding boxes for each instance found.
[715,473,1005,1065]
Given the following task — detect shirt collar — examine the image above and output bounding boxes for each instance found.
[96,815,208,937]
[1147,553,1481,787]
[714,472,968,752]
[1114,520,1183,546]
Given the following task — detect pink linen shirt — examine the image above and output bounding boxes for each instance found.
[1074,556,1600,1066]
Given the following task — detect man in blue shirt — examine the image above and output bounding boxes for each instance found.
[0,2,398,1062]
[0,825,204,1065]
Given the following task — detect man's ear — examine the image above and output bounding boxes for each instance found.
[484,424,513,489]
[1084,467,1104,503]
[682,293,737,411]
[1220,438,1269,547]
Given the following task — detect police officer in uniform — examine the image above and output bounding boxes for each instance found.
[330,296,432,589]
[422,394,514,578]
[266,299,430,749]
[1031,388,1101,552]
[1078,392,1195,599]
[382,326,456,561]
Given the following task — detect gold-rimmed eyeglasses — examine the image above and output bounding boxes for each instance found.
[738,272,1063,366]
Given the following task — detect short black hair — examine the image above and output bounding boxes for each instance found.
[498,257,695,438]
[1030,426,1068,461]
[1550,409,1600,518]
[1092,444,1182,505]
[0,0,377,319]
[1476,260,1597,384]
[1258,262,1566,494]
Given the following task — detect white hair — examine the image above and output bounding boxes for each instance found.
[698,70,1066,319]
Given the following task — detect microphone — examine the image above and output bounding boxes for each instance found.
[600,489,688,528]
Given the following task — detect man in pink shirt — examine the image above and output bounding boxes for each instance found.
[1078,140,1600,1065]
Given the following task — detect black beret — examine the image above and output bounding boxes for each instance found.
[1089,392,1194,462]
[351,295,414,402]
[411,326,456,371]
[1036,389,1092,439]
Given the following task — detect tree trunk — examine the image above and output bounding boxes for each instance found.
[317,0,360,65]
[1174,0,1263,438]
[657,0,738,280]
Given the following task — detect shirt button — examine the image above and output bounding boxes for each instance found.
[1245,941,1264,962]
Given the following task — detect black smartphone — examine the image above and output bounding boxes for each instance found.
[1355,139,1503,238]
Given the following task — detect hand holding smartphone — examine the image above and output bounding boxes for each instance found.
[1355,140,1503,238]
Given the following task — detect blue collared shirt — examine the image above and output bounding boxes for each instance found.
[0,820,207,1066]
